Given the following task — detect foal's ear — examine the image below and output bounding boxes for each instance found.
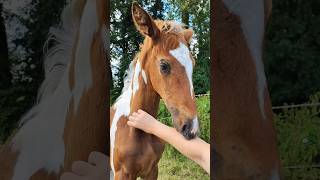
[183,29,193,43]
[132,2,160,39]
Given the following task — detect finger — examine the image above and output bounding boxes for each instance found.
[132,112,139,117]
[88,151,108,168]
[60,172,84,180]
[137,109,145,114]
[71,161,95,176]
[128,116,136,121]
[127,120,136,127]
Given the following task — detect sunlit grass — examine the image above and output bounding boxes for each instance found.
[158,144,209,180]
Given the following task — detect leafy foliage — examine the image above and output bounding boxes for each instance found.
[275,92,320,179]
[265,0,320,106]
[167,0,210,94]
[110,0,210,101]
[110,0,165,102]
[0,4,11,89]
[0,85,34,143]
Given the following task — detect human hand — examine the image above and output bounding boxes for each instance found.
[60,151,108,180]
[128,109,161,134]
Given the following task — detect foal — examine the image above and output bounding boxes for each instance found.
[110,2,199,179]
[213,0,281,179]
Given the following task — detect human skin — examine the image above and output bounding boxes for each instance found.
[60,151,108,180]
[60,110,210,180]
[128,109,210,174]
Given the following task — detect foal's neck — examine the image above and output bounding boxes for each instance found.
[130,84,160,118]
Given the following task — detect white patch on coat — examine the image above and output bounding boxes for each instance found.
[223,0,267,118]
[12,75,71,180]
[191,117,199,134]
[11,1,100,179]
[141,69,147,84]
[132,60,142,96]
[169,42,194,97]
[110,61,135,174]
[73,0,99,111]
[110,170,114,180]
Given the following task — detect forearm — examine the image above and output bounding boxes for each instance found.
[153,122,210,174]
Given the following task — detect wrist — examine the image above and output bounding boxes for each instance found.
[151,120,166,136]
[150,120,161,134]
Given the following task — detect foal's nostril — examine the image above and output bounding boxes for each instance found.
[182,123,189,133]
[181,121,196,140]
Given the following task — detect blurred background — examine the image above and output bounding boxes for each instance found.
[264,1,320,179]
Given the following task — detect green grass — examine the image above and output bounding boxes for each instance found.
[3,92,320,179]
[274,92,320,179]
[157,95,210,179]
[158,144,209,180]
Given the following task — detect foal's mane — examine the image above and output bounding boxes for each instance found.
[19,2,82,126]
[155,20,186,35]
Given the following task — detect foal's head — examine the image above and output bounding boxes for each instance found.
[132,2,199,139]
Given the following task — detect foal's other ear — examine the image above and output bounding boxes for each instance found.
[183,29,193,43]
[132,2,160,39]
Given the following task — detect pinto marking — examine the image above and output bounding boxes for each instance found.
[9,0,103,179]
[12,76,71,180]
[111,3,200,178]
[223,0,267,118]
[110,61,136,174]
[132,60,142,96]
[141,69,147,84]
[74,0,99,111]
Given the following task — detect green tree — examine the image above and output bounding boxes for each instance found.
[110,0,165,101]
[0,3,11,89]
[168,0,210,94]
[265,0,320,105]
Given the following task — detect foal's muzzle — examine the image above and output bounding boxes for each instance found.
[181,120,198,140]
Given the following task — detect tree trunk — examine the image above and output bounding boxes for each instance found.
[0,3,11,88]
[182,8,189,27]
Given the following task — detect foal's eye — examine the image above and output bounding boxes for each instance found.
[160,59,171,75]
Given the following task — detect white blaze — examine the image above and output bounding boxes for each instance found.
[223,0,267,118]
[169,42,194,98]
